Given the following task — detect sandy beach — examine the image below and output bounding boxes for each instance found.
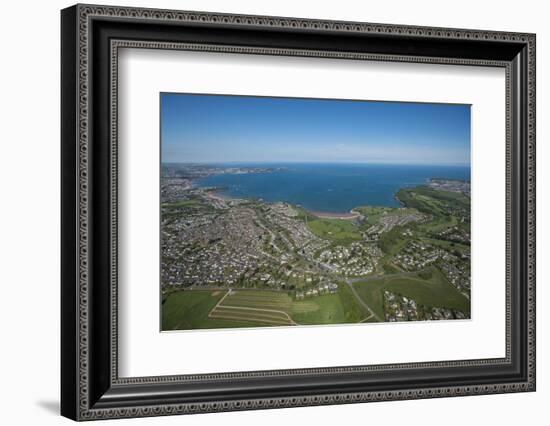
[309,210,361,220]
[203,188,361,220]
[204,189,234,202]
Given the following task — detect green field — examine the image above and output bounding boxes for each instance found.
[163,268,470,330]
[378,226,410,255]
[162,199,202,209]
[162,290,265,330]
[352,267,470,320]
[162,286,370,330]
[292,284,367,324]
[307,218,362,244]
[397,186,469,220]
[161,198,216,222]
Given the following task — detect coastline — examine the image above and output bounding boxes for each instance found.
[309,210,361,220]
[170,163,469,217]
[204,188,233,202]
[203,186,363,219]
[182,168,467,220]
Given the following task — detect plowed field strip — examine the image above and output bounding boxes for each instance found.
[213,307,290,321]
[209,313,293,326]
[215,304,298,325]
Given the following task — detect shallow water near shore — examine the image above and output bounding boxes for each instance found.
[196,163,470,213]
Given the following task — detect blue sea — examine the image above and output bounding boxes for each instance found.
[196,163,470,213]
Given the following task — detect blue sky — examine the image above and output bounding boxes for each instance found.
[161,93,470,166]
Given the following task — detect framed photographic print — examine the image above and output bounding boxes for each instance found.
[61,4,536,421]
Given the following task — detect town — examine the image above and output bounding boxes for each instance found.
[161,164,471,329]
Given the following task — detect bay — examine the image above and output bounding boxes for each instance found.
[196,163,470,213]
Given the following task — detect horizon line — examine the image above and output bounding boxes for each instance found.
[162,161,471,167]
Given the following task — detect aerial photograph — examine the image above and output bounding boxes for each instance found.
[160,93,471,331]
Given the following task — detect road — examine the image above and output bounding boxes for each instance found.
[343,268,433,322]
[344,279,383,322]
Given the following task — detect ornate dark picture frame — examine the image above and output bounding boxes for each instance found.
[61,4,536,421]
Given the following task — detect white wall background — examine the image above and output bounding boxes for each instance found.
[0,0,546,424]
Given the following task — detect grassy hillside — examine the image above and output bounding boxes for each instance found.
[162,286,370,330]
[162,290,262,330]
[352,267,470,320]
[307,218,362,244]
